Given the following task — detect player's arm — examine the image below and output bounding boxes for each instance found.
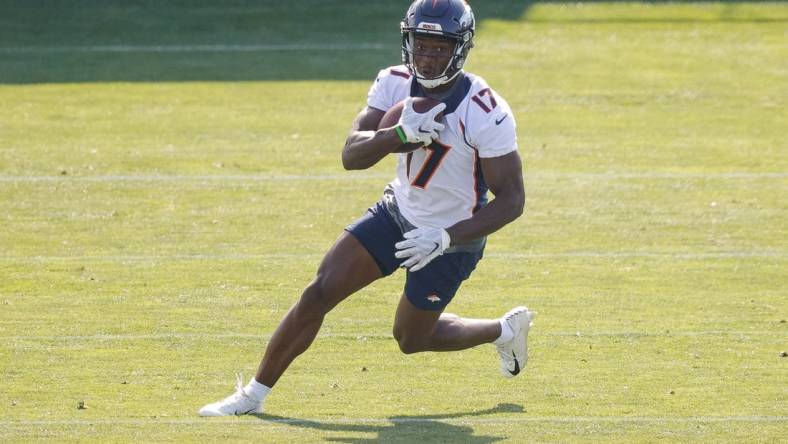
[341,106,401,170]
[395,150,523,271]
[446,150,525,245]
[342,100,445,170]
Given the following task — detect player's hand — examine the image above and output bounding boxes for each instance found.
[394,227,451,272]
[397,97,446,145]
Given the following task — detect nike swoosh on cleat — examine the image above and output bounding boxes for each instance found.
[234,407,257,415]
[508,351,521,376]
[495,114,508,125]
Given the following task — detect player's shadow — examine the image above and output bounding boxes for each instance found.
[256,402,524,443]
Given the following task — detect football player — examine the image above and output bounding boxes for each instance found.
[199,0,534,416]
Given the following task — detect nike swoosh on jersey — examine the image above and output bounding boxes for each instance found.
[495,114,508,125]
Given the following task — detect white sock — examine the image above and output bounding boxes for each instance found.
[493,318,515,346]
[244,378,271,403]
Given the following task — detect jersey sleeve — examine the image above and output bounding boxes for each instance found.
[469,91,518,158]
[367,68,397,112]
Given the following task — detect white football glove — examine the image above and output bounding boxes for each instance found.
[394,227,451,272]
[397,97,446,146]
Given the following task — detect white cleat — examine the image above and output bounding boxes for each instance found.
[496,306,535,378]
[198,374,263,417]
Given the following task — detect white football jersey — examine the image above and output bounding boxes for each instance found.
[367,65,518,230]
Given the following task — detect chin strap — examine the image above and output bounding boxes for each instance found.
[414,68,462,89]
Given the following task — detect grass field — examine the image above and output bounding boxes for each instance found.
[1,1,786,442]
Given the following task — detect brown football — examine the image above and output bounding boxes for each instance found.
[378,97,445,153]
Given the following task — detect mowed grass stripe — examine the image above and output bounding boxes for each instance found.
[3,330,784,341]
[0,43,387,54]
[0,252,785,262]
[0,172,785,183]
[1,416,786,426]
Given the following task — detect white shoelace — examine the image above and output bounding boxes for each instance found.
[221,373,251,403]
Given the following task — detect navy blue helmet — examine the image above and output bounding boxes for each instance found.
[401,0,475,88]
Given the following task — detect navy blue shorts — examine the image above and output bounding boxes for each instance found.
[345,201,483,311]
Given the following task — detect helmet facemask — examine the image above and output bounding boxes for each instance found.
[402,31,471,89]
[400,0,475,89]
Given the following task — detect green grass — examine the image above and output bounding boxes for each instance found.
[1,1,787,442]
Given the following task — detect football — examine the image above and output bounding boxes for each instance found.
[378,97,445,153]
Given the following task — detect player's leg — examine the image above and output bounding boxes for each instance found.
[198,231,382,416]
[392,250,499,352]
[255,231,382,387]
[393,295,534,377]
[392,295,500,353]
[199,201,403,416]
[391,250,534,377]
